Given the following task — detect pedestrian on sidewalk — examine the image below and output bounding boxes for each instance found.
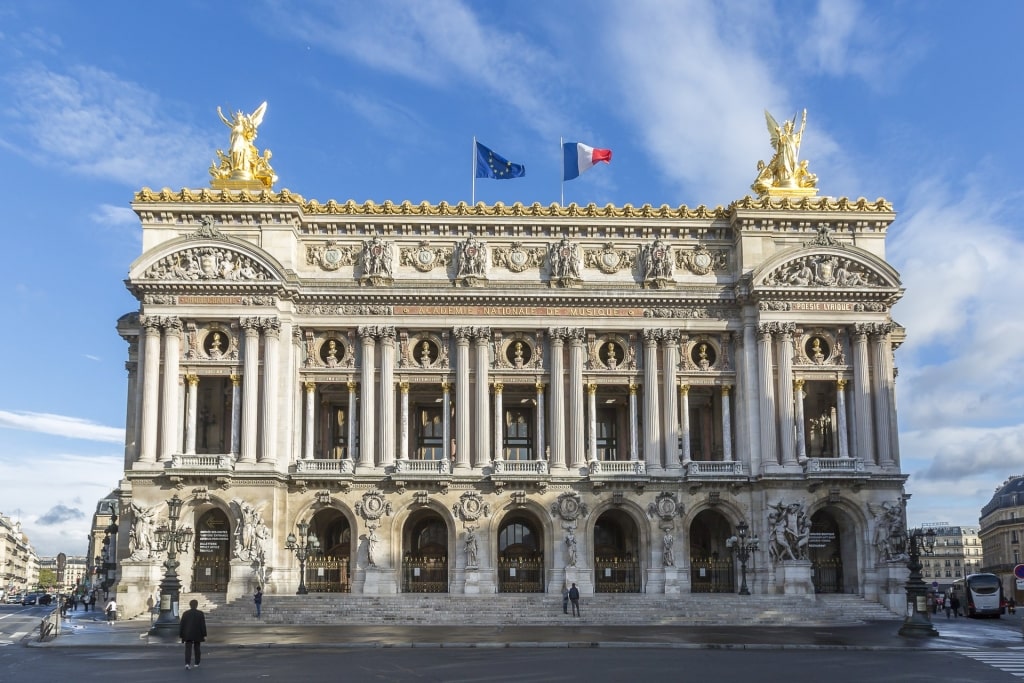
[179,599,207,670]
[561,585,569,614]
[568,582,580,617]
[104,597,118,625]
[950,594,961,617]
[254,586,263,618]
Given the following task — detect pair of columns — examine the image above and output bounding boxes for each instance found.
[137,315,278,464]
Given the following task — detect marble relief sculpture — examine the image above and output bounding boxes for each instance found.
[128,502,158,560]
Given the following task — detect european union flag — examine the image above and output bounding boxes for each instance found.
[475,141,525,179]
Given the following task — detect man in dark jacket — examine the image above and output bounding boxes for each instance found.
[179,599,208,670]
[568,583,581,617]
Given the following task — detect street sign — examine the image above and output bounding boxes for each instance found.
[1014,564,1024,580]
[932,581,939,587]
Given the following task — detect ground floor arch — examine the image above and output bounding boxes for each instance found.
[689,509,735,593]
[809,507,858,593]
[402,509,449,593]
[497,513,545,592]
[593,509,641,593]
[192,507,231,592]
[307,508,353,592]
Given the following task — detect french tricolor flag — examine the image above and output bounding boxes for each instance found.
[563,141,612,181]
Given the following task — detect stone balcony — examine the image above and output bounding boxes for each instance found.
[803,457,865,475]
[169,454,234,471]
[684,460,746,478]
[293,458,356,477]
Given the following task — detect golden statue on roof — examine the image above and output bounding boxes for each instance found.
[752,109,818,198]
[210,101,277,190]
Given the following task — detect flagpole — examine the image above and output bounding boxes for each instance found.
[559,137,564,207]
[472,137,476,205]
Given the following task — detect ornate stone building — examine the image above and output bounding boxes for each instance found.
[110,106,911,617]
[980,476,1024,602]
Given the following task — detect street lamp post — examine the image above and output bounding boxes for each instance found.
[285,521,321,595]
[898,527,938,637]
[726,519,760,596]
[148,495,194,639]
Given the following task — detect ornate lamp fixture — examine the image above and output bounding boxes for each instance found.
[148,495,194,639]
[726,519,760,596]
[285,520,321,595]
[898,527,938,637]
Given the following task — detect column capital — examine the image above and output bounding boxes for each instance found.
[793,378,805,391]
[162,316,183,334]
[441,380,451,393]
[230,374,241,386]
[535,381,545,393]
[400,381,410,394]
[493,381,504,394]
[304,381,317,393]
[586,383,597,396]
[679,383,690,395]
[836,378,848,390]
[721,384,731,396]
[629,383,638,395]
[187,374,199,387]
[347,380,358,392]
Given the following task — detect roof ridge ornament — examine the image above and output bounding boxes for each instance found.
[210,101,277,190]
[752,109,819,198]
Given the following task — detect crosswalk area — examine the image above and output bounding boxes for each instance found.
[0,631,28,647]
[960,651,1024,678]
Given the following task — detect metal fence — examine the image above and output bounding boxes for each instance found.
[594,557,641,593]
[497,557,544,593]
[690,558,735,593]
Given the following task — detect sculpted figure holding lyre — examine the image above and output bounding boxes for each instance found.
[752,109,818,197]
[210,102,277,189]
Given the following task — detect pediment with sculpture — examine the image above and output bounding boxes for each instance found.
[141,244,279,282]
[754,243,900,292]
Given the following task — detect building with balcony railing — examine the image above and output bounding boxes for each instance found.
[980,476,1024,600]
[108,104,911,618]
[918,522,982,593]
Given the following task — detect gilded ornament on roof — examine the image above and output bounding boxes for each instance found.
[209,101,278,190]
[752,109,818,198]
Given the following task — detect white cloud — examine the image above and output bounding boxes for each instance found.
[268,0,567,139]
[0,64,212,187]
[0,410,124,443]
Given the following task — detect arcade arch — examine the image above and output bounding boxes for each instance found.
[593,509,641,593]
[402,509,449,593]
[689,509,735,593]
[497,513,544,593]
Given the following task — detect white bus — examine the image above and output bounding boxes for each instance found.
[952,573,1005,618]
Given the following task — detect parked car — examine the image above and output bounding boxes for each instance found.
[5,594,22,604]
[38,594,53,606]
[21,593,38,605]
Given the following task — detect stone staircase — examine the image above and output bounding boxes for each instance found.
[188,593,898,627]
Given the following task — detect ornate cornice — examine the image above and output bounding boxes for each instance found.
[133,188,893,217]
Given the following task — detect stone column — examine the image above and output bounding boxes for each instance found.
[721,385,733,462]
[776,324,797,466]
[358,327,376,470]
[347,380,358,462]
[662,332,681,473]
[184,375,198,455]
[379,328,396,468]
[871,325,895,468]
[567,329,586,471]
[629,383,639,461]
[303,381,316,460]
[125,337,142,465]
[239,318,260,463]
[836,379,850,459]
[259,319,280,464]
[742,317,762,473]
[679,384,691,464]
[586,383,597,463]
[852,324,875,465]
[441,380,451,462]
[177,376,186,456]
[399,381,410,462]
[139,318,162,463]
[230,374,241,457]
[548,331,567,471]
[473,329,491,469]
[534,382,545,462]
[643,329,662,473]
[793,379,807,462]
[454,329,472,471]
[493,382,504,461]
[756,324,778,468]
[159,317,182,462]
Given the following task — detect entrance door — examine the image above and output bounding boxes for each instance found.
[689,510,735,593]
[192,509,230,592]
[593,511,640,593]
[809,511,843,593]
[497,516,544,592]
[307,509,352,593]
[402,513,449,593]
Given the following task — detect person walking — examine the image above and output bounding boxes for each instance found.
[104,597,118,625]
[561,585,569,615]
[568,582,580,617]
[179,599,208,670]
[950,593,961,618]
[253,586,263,619]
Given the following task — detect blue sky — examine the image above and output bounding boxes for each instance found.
[1,0,1022,556]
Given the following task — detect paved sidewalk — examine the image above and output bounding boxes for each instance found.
[28,608,1024,652]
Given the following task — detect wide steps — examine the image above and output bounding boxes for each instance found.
[192,593,898,627]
